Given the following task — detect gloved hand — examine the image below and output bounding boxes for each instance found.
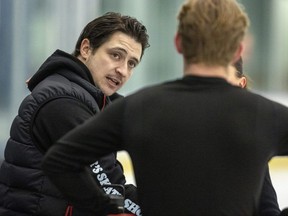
[93,194,124,216]
[72,194,123,216]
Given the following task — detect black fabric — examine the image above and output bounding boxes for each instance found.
[280,208,288,216]
[0,50,139,216]
[27,50,95,91]
[33,98,94,153]
[43,75,288,216]
[258,167,281,216]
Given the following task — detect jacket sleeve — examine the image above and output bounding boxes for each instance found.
[89,154,142,215]
[32,97,94,153]
[123,184,142,215]
[42,99,141,214]
[258,166,280,216]
[42,99,121,211]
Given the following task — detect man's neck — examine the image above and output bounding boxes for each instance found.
[183,63,233,79]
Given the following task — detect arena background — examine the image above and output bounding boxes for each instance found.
[0,0,287,210]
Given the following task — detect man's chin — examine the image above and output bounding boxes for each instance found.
[104,89,117,97]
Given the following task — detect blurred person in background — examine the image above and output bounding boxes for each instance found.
[229,57,281,216]
[0,12,149,216]
[42,0,288,215]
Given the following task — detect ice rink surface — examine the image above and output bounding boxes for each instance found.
[269,157,288,210]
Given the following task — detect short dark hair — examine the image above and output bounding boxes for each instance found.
[234,56,243,78]
[72,12,150,59]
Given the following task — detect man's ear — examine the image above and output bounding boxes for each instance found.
[239,76,247,89]
[79,38,91,60]
[174,32,183,54]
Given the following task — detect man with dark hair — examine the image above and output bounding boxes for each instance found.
[42,1,288,215]
[0,12,149,216]
[230,58,281,216]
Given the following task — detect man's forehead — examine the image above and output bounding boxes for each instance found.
[105,32,142,60]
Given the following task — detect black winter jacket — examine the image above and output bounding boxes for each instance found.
[0,50,139,216]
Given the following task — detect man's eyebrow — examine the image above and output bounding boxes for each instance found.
[111,47,140,64]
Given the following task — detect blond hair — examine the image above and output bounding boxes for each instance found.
[177,0,249,66]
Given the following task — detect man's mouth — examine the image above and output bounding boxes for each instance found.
[107,76,121,86]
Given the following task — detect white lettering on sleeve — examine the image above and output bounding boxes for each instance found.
[90,161,142,215]
[124,199,142,216]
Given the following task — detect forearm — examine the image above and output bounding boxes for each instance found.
[124,184,142,215]
[89,157,142,215]
[42,100,125,212]
[42,154,109,214]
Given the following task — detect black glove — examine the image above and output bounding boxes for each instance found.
[92,193,125,216]
[72,194,123,216]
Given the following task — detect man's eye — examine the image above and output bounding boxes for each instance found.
[128,61,137,68]
[112,53,120,59]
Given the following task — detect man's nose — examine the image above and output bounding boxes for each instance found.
[116,63,129,77]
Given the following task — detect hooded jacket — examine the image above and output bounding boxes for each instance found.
[0,50,138,216]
